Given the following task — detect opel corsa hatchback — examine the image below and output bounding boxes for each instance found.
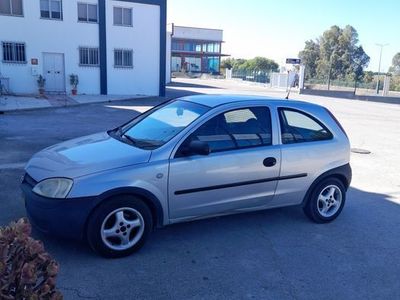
[21,95,351,257]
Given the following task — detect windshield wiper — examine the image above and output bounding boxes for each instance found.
[116,126,124,136]
[122,134,161,150]
[122,133,138,145]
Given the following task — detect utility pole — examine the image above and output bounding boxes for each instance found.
[375,43,389,94]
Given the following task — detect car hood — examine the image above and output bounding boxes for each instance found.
[25,132,151,181]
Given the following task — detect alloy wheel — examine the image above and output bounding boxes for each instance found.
[317,185,343,218]
[100,207,145,251]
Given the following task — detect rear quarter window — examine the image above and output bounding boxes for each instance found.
[278,108,333,144]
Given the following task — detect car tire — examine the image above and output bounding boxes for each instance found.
[86,195,153,258]
[303,177,346,223]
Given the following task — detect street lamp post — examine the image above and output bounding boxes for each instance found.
[375,43,389,94]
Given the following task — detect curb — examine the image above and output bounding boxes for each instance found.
[0,96,166,114]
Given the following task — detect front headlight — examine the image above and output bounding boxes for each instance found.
[32,178,73,199]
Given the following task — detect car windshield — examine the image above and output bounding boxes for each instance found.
[120,100,210,150]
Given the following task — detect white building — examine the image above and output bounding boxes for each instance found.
[0,0,166,96]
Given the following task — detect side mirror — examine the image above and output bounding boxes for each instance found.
[184,140,210,156]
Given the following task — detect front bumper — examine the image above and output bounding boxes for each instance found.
[21,174,96,240]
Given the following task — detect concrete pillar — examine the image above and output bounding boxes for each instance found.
[226,68,232,80]
[299,65,306,89]
[383,75,390,96]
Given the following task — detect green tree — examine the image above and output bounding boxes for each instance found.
[232,59,247,69]
[363,71,374,83]
[221,57,279,73]
[299,40,320,79]
[221,58,234,70]
[299,25,370,81]
[389,52,400,75]
[349,46,371,83]
[245,57,279,72]
[317,25,342,79]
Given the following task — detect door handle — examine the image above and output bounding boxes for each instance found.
[263,157,277,167]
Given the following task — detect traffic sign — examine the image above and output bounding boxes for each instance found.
[286,58,301,65]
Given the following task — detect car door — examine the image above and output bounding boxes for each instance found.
[269,107,338,207]
[168,105,281,221]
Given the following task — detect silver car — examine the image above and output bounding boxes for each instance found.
[21,95,351,257]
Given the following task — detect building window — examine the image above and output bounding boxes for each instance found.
[113,7,132,26]
[171,56,181,72]
[172,41,203,53]
[40,0,62,20]
[114,49,133,68]
[195,43,202,52]
[0,0,23,16]
[2,42,26,63]
[204,42,220,53]
[183,57,201,72]
[205,56,220,73]
[79,47,99,66]
[172,41,183,51]
[183,42,194,52]
[78,3,97,23]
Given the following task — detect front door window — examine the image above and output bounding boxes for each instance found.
[177,106,272,156]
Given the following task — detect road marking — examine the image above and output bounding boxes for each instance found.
[0,162,25,170]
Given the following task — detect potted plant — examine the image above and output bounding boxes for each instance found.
[37,75,45,96]
[70,74,79,95]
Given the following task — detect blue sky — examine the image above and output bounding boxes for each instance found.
[168,0,400,71]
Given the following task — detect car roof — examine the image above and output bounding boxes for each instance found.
[179,94,322,110]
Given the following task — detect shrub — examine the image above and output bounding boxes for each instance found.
[0,218,63,300]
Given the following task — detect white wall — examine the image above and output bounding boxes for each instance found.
[0,0,162,96]
[106,1,160,96]
[173,26,223,42]
[0,0,100,95]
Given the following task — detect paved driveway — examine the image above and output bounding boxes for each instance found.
[0,79,399,299]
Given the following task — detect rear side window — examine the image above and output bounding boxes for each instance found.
[179,107,272,155]
[325,108,348,138]
[279,108,333,144]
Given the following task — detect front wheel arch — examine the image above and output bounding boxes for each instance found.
[83,188,164,239]
[86,195,153,257]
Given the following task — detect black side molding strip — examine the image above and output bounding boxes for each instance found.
[175,173,308,195]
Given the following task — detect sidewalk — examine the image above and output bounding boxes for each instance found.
[0,94,151,113]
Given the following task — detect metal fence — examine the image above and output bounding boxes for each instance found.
[305,78,378,90]
[303,76,400,97]
[231,69,271,84]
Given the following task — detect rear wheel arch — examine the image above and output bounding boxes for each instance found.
[330,174,349,190]
[302,164,351,207]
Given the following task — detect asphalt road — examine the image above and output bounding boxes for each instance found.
[0,80,399,299]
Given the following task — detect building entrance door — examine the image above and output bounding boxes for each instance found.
[43,53,65,93]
